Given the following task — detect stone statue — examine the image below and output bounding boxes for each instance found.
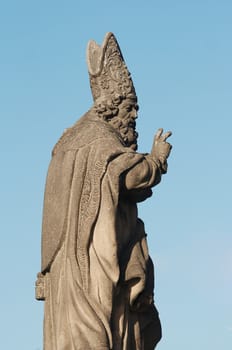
[36,32,172,350]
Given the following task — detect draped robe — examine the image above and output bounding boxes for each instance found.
[39,111,162,350]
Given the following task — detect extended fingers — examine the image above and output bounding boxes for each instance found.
[155,128,163,140]
[161,131,172,141]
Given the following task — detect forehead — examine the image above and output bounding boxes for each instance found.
[121,98,139,109]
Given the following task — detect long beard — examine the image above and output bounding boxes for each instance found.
[109,116,138,150]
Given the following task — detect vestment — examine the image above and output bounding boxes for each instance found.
[40,111,162,349]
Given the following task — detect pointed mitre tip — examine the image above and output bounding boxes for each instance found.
[86,32,118,76]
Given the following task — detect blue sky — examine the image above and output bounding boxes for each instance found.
[0,1,231,349]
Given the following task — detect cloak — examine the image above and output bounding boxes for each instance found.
[40,111,161,349]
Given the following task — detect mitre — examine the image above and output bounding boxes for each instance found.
[87,32,137,103]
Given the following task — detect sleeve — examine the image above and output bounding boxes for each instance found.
[124,154,163,191]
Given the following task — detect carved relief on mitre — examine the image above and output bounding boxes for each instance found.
[87,32,137,103]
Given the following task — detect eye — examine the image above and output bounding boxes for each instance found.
[125,105,132,112]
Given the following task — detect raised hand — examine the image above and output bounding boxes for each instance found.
[151,128,172,172]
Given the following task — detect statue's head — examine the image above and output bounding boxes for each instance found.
[94,95,139,150]
[87,32,139,150]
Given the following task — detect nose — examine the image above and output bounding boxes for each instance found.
[132,108,138,119]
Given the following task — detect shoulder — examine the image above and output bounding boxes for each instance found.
[52,110,124,155]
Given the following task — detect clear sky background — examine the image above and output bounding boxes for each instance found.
[0,1,231,349]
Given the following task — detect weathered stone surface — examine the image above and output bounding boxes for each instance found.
[36,32,172,350]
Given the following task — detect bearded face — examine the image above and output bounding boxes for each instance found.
[108,98,139,150]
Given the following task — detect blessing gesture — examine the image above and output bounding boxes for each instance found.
[151,128,172,173]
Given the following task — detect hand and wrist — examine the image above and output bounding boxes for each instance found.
[150,128,172,174]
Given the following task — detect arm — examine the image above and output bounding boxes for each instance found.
[125,128,172,191]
